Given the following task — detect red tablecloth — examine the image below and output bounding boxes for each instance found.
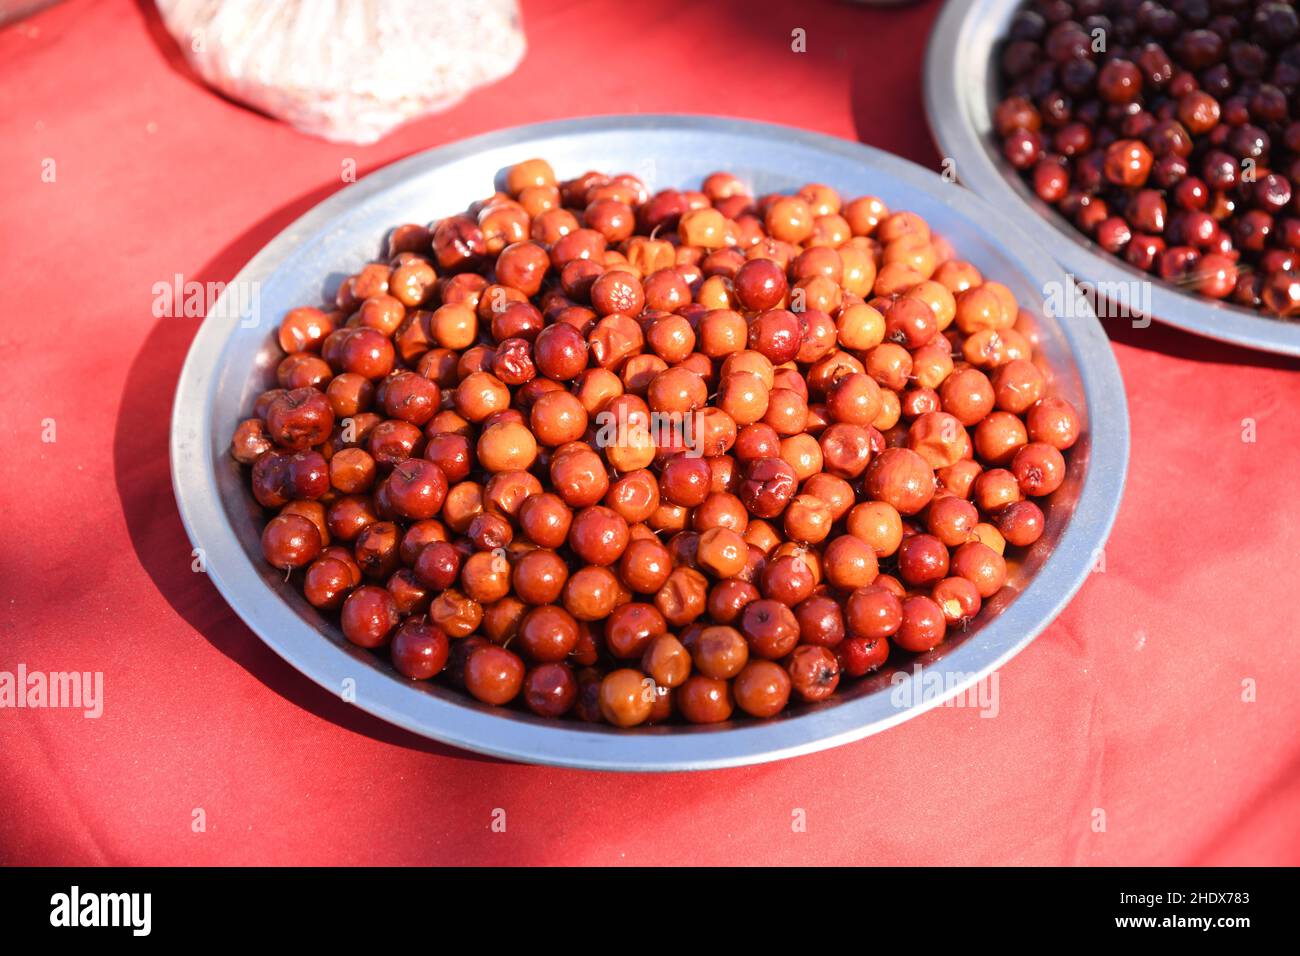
[2,0,1298,867]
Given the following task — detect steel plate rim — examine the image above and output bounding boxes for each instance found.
[170,113,1129,771]
[923,0,1300,358]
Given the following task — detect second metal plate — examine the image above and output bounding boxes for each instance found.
[925,0,1300,358]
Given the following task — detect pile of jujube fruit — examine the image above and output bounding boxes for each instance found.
[230,158,1081,727]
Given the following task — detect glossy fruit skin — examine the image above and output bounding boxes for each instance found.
[846,584,904,640]
[641,634,692,688]
[739,457,798,518]
[819,423,873,478]
[748,309,803,363]
[734,258,788,311]
[341,585,400,648]
[927,495,979,547]
[304,556,356,610]
[231,418,274,464]
[511,548,568,605]
[794,594,846,648]
[517,492,573,550]
[822,534,879,590]
[464,645,525,705]
[390,619,450,680]
[897,533,951,587]
[894,596,947,653]
[692,626,749,680]
[413,541,461,591]
[533,323,588,380]
[563,564,620,621]
[677,675,734,724]
[261,514,322,569]
[598,669,656,727]
[706,578,760,625]
[266,387,335,450]
[524,663,578,718]
[933,576,981,627]
[733,660,792,717]
[837,636,889,678]
[568,506,630,566]
[996,499,1045,547]
[739,599,801,660]
[846,500,904,558]
[950,542,1008,599]
[619,538,672,594]
[605,602,668,659]
[1011,442,1067,497]
[697,527,748,577]
[760,553,815,605]
[865,448,936,515]
[517,605,580,663]
[654,567,708,628]
[386,459,449,520]
[660,455,713,507]
[787,645,841,702]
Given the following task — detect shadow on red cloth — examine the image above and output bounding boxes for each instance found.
[132,0,204,88]
[846,0,945,167]
[111,177,505,765]
[132,0,280,122]
[1102,314,1300,370]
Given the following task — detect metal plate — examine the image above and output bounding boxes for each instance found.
[170,114,1129,771]
[924,0,1300,357]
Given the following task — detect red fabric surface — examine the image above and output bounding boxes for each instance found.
[2,0,1298,867]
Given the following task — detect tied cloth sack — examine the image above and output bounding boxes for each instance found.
[155,0,526,144]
